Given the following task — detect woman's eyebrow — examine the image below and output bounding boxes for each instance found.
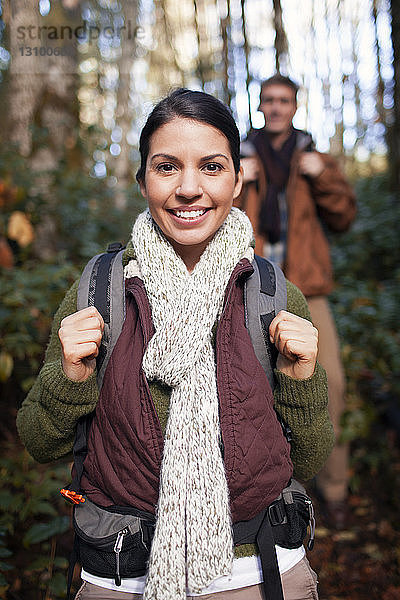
[200,153,229,161]
[150,153,178,162]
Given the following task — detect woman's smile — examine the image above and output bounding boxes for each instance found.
[139,117,243,269]
[167,206,211,224]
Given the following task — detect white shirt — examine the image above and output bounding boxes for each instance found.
[81,545,305,595]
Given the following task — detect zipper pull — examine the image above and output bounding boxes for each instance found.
[305,499,315,551]
[114,529,127,586]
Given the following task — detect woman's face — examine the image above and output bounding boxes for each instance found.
[139,117,243,269]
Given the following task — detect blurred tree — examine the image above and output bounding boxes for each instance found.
[389,0,400,190]
[240,0,252,127]
[2,0,81,260]
[111,0,139,209]
[373,0,387,128]
[272,0,288,74]
[219,0,231,105]
[3,0,80,169]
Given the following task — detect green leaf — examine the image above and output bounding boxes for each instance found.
[0,352,13,382]
[27,555,52,570]
[49,572,67,596]
[0,491,15,512]
[23,516,70,546]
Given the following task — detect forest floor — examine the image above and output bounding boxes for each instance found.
[308,430,400,600]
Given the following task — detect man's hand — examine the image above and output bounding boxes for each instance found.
[241,157,260,183]
[59,307,104,382]
[269,310,318,380]
[298,152,325,179]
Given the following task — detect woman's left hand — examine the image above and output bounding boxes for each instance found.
[269,310,318,380]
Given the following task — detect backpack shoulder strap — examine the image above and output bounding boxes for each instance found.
[244,255,287,391]
[77,242,126,391]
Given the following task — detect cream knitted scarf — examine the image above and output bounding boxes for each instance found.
[127,208,254,600]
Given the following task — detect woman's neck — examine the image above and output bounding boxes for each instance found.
[169,238,211,273]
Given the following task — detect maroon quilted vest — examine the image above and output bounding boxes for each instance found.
[81,260,293,522]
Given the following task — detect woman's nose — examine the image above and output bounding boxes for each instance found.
[176,169,202,199]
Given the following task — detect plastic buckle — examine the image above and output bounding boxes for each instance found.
[268,500,287,526]
[107,242,123,253]
[60,489,86,505]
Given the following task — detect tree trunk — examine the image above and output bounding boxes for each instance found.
[389,0,400,190]
[4,0,79,169]
[2,0,80,259]
[219,0,231,106]
[194,0,206,87]
[272,0,288,74]
[373,0,387,128]
[240,0,252,128]
[113,0,139,209]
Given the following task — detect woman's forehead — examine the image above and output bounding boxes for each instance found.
[147,118,232,158]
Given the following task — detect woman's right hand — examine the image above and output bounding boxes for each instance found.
[58,307,104,382]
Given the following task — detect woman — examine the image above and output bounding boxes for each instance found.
[17,89,334,600]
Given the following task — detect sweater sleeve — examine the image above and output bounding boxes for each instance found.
[16,281,99,463]
[273,280,335,480]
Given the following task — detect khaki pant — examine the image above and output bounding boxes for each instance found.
[307,296,349,502]
[75,556,318,600]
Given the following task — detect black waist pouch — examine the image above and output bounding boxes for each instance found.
[266,479,315,550]
[233,478,315,551]
[73,497,155,586]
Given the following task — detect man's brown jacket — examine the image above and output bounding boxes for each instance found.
[235,141,356,297]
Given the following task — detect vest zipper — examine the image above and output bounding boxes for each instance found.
[113,528,128,586]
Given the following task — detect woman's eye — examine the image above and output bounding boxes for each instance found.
[203,163,223,173]
[156,163,176,173]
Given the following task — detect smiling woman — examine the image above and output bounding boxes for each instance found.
[17,88,333,600]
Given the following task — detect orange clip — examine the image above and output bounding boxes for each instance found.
[60,489,86,505]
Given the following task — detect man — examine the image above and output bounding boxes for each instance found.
[236,74,356,529]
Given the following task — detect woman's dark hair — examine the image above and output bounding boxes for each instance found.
[136,88,240,182]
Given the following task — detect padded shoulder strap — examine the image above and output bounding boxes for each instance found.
[77,246,126,391]
[272,259,287,316]
[244,255,287,390]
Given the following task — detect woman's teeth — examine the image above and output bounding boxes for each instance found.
[173,209,206,219]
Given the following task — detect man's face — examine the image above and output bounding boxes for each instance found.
[259,84,297,135]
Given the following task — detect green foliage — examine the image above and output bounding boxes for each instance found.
[0,449,71,597]
[0,142,145,396]
[329,175,400,444]
[0,260,80,391]
[0,140,145,596]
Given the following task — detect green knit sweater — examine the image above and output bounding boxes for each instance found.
[17,273,333,468]
[16,260,334,557]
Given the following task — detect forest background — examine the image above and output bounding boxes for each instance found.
[0,0,399,598]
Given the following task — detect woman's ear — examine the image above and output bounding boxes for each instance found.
[139,179,147,199]
[233,166,243,200]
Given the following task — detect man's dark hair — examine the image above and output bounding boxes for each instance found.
[260,74,299,100]
[136,88,241,182]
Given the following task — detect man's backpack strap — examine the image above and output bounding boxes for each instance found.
[245,255,287,391]
[77,243,126,391]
